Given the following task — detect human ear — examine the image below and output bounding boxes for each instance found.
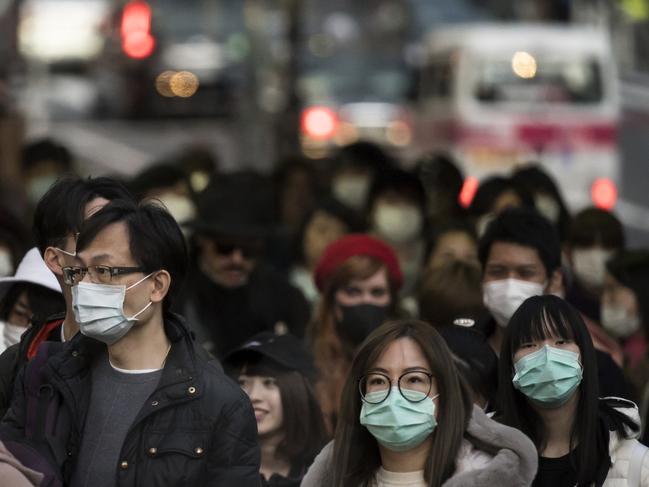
[43,247,64,276]
[150,270,171,304]
[545,269,564,296]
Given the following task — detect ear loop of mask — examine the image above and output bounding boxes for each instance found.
[54,247,76,257]
[125,272,157,320]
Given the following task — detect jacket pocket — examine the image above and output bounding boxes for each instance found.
[137,430,209,486]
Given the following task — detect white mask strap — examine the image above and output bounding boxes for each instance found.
[126,272,156,291]
[128,301,153,321]
[55,247,76,257]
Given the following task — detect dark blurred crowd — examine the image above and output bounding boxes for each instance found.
[0,137,648,486]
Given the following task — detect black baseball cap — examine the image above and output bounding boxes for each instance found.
[223,332,318,380]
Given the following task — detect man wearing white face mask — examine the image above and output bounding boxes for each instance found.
[477,208,631,399]
[0,177,135,418]
[1,200,261,486]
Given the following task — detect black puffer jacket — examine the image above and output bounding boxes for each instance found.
[0,313,261,486]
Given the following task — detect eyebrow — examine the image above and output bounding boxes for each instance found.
[367,366,431,374]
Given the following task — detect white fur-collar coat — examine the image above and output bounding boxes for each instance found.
[300,405,538,487]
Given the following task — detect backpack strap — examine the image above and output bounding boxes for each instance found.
[628,440,649,487]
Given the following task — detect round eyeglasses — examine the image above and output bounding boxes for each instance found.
[358,371,434,404]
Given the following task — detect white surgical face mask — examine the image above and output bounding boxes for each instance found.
[483,278,546,327]
[72,273,154,345]
[156,193,196,226]
[0,251,13,276]
[373,204,423,244]
[1,321,26,348]
[332,175,370,210]
[27,174,60,206]
[535,194,561,224]
[601,304,640,338]
[571,248,612,290]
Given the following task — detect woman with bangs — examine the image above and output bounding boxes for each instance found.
[307,234,405,432]
[224,332,328,487]
[498,295,649,486]
[301,319,538,487]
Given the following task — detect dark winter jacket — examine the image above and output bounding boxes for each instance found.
[0,312,65,418]
[0,313,261,486]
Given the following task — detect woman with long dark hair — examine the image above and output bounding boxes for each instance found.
[225,332,328,487]
[498,295,649,486]
[301,320,537,487]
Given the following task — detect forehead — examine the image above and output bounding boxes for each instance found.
[372,337,429,370]
[486,241,543,268]
[83,197,110,220]
[77,222,133,264]
[346,267,388,288]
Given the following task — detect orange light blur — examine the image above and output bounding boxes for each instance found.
[301,107,337,140]
[591,178,617,210]
[459,176,479,208]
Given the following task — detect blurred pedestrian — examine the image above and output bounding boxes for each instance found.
[478,207,629,399]
[468,175,534,236]
[308,234,403,431]
[425,219,478,270]
[498,295,649,486]
[1,200,261,486]
[438,324,499,412]
[418,258,486,328]
[289,198,361,308]
[301,320,538,487]
[564,207,625,323]
[414,152,466,225]
[225,332,328,487]
[512,164,571,242]
[0,176,134,416]
[0,206,30,277]
[180,172,310,358]
[330,141,395,214]
[129,162,196,231]
[367,168,427,300]
[0,248,63,355]
[602,251,649,402]
[21,138,75,208]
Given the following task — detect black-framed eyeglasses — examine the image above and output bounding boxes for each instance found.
[358,371,434,404]
[62,265,144,286]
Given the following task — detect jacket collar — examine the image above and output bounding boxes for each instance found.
[43,312,203,406]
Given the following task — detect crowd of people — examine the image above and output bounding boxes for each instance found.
[0,137,648,486]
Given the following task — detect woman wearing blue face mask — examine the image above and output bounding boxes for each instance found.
[498,295,649,487]
[301,320,538,487]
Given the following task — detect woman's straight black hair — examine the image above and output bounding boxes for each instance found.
[497,295,604,485]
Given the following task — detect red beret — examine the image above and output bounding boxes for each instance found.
[314,234,403,292]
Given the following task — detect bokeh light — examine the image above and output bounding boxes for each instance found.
[511,51,537,79]
[170,71,200,98]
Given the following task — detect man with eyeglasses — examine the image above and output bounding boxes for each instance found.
[179,172,310,358]
[1,199,261,486]
[0,176,134,416]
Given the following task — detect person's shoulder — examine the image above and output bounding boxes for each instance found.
[194,352,249,408]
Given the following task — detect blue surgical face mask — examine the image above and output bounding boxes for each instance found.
[72,273,154,345]
[360,387,439,452]
[512,344,582,408]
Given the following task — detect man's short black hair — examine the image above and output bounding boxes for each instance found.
[32,176,134,255]
[76,200,188,311]
[478,207,561,276]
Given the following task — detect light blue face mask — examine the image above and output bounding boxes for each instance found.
[512,344,582,408]
[72,274,154,345]
[360,387,439,452]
